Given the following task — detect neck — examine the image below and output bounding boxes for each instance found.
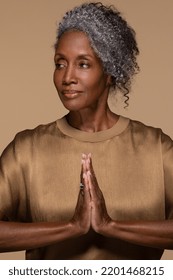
[66,104,119,132]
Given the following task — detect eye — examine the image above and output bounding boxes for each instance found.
[55,63,66,70]
[79,61,90,69]
[54,57,67,70]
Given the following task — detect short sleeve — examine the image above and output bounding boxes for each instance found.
[161,132,173,219]
[0,135,27,221]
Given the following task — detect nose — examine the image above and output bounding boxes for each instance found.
[62,65,77,85]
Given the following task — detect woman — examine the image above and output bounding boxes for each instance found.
[0,2,173,260]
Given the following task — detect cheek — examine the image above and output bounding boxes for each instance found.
[53,71,57,86]
[85,72,102,88]
[87,73,108,93]
[53,71,62,91]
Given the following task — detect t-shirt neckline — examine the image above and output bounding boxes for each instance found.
[56,115,130,142]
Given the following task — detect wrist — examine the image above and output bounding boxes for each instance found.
[69,219,89,237]
[97,218,117,237]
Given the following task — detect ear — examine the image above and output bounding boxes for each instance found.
[106,75,112,86]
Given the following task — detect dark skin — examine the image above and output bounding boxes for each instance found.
[0,30,173,254]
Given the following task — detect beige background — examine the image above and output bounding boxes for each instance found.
[0,0,173,259]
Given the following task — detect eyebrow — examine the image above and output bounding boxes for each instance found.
[77,54,93,59]
[54,53,93,60]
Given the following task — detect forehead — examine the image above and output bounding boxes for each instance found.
[55,30,96,56]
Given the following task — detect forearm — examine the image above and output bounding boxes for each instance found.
[0,221,80,253]
[99,219,173,250]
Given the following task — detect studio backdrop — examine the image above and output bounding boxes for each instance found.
[0,0,173,259]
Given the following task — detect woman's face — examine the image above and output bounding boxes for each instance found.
[53,30,110,111]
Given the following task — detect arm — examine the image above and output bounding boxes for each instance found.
[0,221,79,253]
[0,165,91,253]
[99,219,173,250]
[98,220,173,249]
[82,153,173,250]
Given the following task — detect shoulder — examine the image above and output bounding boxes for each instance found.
[1,121,58,160]
[128,118,173,149]
[129,119,161,137]
[16,121,57,139]
[14,121,58,145]
[128,118,163,140]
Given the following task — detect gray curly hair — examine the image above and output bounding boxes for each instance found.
[55,2,139,106]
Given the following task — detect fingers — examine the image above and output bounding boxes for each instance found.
[75,161,91,216]
[80,153,111,234]
[81,153,92,176]
[81,153,95,186]
[81,153,103,199]
[81,155,89,189]
[80,156,91,203]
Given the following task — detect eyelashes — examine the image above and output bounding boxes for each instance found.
[79,62,90,69]
[55,63,65,69]
[54,61,91,70]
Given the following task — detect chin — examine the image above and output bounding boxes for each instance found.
[60,98,89,112]
[61,102,85,112]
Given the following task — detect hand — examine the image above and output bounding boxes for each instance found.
[82,154,112,234]
[70,159,91,235]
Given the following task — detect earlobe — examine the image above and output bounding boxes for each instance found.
[106,75,112,87]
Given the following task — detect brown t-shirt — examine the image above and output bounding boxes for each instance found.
[0,115,173,259]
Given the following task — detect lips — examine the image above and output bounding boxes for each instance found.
[62,90,82,99]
